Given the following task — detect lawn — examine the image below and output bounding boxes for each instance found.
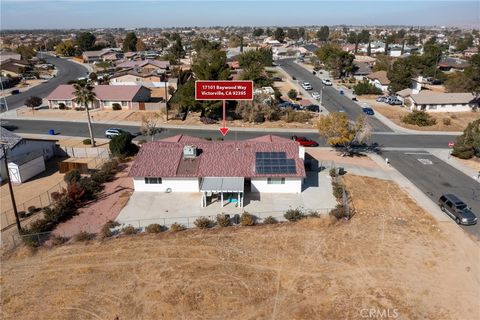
[1,175,478,319]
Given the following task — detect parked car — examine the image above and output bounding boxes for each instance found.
[387,97,402,105]
[304,104,320,112]
[322,79,333,86]
[105,128,129,138]
[311,92,321,100]
[352,97,358,101]
[438,194,477,225]
[362,107,375,115]
[10,89,20,95]
[292,136,319,147]
[376,96,388,103]
[301,82,313,90]
[277,102,302,110]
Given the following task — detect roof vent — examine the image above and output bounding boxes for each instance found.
[183,145,197,158]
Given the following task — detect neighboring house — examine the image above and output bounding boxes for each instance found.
[353,61,372,80]
[46,84,151,110]
[0,59,30,77]
[128,134,306,208]
[109,72,178,98]
[0,51,22,61]
[82,48,123,63]
[463,47,479,59]
[365,70,390,92]
[0,127,56,182]
[406,92,479,112]
[438,57,470,73]
[115,60,170,73]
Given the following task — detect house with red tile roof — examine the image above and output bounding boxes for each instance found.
[46,84,151,110]
[129,134,306,207]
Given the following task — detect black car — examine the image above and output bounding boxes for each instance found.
[438,194,477,225]
[10,89,20,95]
[304,104,320,112]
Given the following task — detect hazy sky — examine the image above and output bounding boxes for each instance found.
[1,1,479,29]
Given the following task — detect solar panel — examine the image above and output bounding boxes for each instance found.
[255,152,297,175]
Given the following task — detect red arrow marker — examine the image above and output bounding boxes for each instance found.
[219,99,229,136]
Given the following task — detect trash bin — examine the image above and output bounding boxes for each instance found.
[48,129,55,135]
[338,167,345,175]
[339,90,344,95]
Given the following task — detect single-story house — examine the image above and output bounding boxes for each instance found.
[115,60,170,73]
[353,61,372,80]
[109,70,163,83]
[0,59,30,77]
[464,47,479,59]
[46,84,151,110]
[0,127,56,182]
[0,51,22,61]
[365,70,390,92]
[438,57,470,73]
[82,48,122,63]
[128,134,306,208]
[406,92,479,112]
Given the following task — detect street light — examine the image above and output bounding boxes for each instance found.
[0,141,22,233]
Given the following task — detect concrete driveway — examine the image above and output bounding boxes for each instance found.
[116,171,336,228]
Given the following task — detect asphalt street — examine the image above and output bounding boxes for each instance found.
[2,55,88,110]
[0,119,454,148]
[384,150,480,239]
[279,58,392,132]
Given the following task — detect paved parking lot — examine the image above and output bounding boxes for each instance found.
[384,150,480,240]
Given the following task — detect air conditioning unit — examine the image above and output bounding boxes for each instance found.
[183,145,197,158]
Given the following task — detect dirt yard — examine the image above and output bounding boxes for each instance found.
[1,175,478,319]
[458,157,480,172]
[360,97,480,132]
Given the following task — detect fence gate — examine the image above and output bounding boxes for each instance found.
[59,161,88,173]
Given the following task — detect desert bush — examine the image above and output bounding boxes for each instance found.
[82,138,92,145]
[352,81,383,95]
[109,132,138,157]
[18,211,27,218]
[216,214,231,227]
[100,224,113,238]
[307,210,320,218]
[284,208,304,222]
[122,225,137,235]
[329,204,349,220]
[58,102,66,110]
[74,231,95,242]
[101,159,119,176]
[329,168,337,178]
[284,110,312,123]
[263,216,278,224]
[145,223,163,233]
[194,217,214,229]
[27,206,37,215]
[24,219,51,234]
[287,89,298,100]
[112,103,122,111]
[443,118,452,126]
[240,212,256,226]
[51,235,69,246]
[401,110,436,127]
[105,220,120,229]
[78,177,102,199]
[332,182,344,200]
[64,169,81,183]
[450,114,457,119]
[170,223,186,232]
[451,145,475,159]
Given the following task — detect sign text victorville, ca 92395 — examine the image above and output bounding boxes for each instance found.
[195,80,254,101]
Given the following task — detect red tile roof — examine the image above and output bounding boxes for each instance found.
[46,84,146,101]
[129,135,306,178]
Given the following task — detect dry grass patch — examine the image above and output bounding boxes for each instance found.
[1,176,479,320]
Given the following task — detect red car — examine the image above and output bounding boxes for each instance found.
[291,136,319,147]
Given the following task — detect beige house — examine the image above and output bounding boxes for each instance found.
[406,92,478,112]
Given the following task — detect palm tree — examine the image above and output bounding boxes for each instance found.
[73,81,96,147]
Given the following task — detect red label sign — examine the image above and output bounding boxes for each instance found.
[448,141,455,148]
[195,80,253,100]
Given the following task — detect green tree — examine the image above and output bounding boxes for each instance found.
[170,35,185,62]
[452,119,480,159]
[170,79,197,110]
[252,28,264,37]
[287,89,298,100]
[73,81,97,147]
[316,26,330,41]
[16,45,36,60]
[274,27,286,43]
[192,49,230,80]
[136,38,146,52]
[109,132,138,157]
[353,81,383,95]
[315,44,354,78]
[444,72,475,93]
[104,33,116,47]
[55,40,76,56]
[25,96,43,111]
[76,32,96,51]
[287,28,300,40]
[123,32,138,52]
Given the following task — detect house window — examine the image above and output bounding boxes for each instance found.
[429,105,437,110]
[267,178,285,184]
[121,101,128,107]
[145,177,162,184]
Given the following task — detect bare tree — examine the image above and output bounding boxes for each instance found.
[140,113,162,141]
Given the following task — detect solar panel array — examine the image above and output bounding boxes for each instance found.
[255,152,297,174]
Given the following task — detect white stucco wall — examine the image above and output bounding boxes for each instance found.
[410,101,476,112]
[133,177,200,192]
[251,177,302,193]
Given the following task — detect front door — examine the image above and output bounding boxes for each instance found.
[139,102,145,111]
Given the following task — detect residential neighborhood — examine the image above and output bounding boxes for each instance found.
[1,1,480,319]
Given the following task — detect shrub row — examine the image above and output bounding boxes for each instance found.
[401,110,436,127]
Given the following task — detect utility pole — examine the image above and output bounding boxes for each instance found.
[164,79,169,121]
[1,143,22,233]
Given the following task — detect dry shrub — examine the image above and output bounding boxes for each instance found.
[329,204,348,220]
[73,231,95,242]
[50,235,69,246]
[194,217,214,229]
[170,223,185,232]
[216,214,231,227]
[145,223,164,233]
[240,212,256,226]
[122,225,137,235]
[263,216,278,224]
[443,118,452,126]
[284,208,304,221]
